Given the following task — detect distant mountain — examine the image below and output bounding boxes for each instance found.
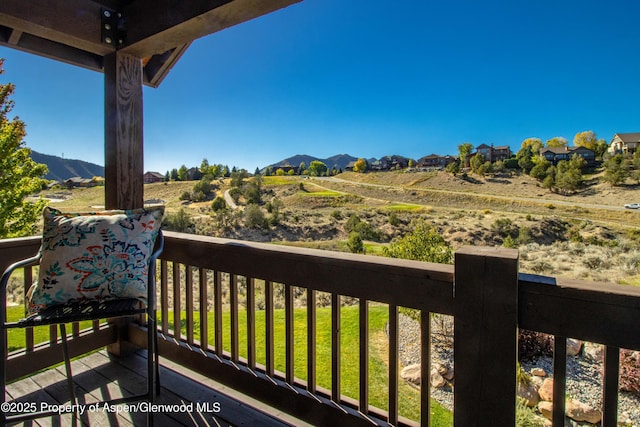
[31,151,104,181]
[269,154,358,171]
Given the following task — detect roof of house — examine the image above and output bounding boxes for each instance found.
[613,133,640,143]
[144,171,165,178]
[540,146,593,155]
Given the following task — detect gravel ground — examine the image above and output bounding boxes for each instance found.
[398,314,640,426]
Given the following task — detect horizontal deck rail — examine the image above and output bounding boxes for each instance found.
[3,231,640,426]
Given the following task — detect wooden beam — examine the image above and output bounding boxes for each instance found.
[104,52,144,210]
[121,0,302,57]
[0,0,112,56]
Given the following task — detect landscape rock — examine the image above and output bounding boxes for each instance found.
[583,342,604,362]
[400,364,421,385]
[539,378,554,401]
[566,339,583,357]
[538,401,553,420]
[443,367,454,381]
[517,381,540,407]
[565,398,602,424]
[430,368,446,388]
[531,367,546,377]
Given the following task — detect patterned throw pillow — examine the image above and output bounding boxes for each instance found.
[28,206,164,315]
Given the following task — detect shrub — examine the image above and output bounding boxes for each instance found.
[163,208,193,233]
[492,217,518,238]
[330,210,342,220]
[244,204,267,229]
[518,330,553,361]
[211,196,226,212]
[383,220,453,264]
[179,191,191,201]
[347,232,364,254]
[389,212,400,227]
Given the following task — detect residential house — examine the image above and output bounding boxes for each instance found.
[143,171,165,184]
[474,144,512,162]
[417,154,455,169]
[64,177,98,189]
[539,146,595,166]
[609,133,640,155]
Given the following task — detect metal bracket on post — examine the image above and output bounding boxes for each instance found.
[101,8,126,47]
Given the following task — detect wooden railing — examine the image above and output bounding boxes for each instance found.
[2,232,640,426]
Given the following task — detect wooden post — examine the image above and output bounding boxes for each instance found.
[454,246,519,426]
[104,51,144,211]
[104,52,144,356]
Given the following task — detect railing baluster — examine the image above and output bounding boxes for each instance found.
[214,270,223,355]
[602,345,620,427]
[421,310,431,427]
[285,284,294,384]
[230,274,239,362]
[388,304,399,426]
[185,266,194,345]
[247,277,256,369]
[331,293,340,403]
[359,298,368,414]
[49,325,57,346]
[307,288,316,393]
[552,336,567,427]
[72,322,79,338]
[160,260,168,335]
[172,262,181,338]
[265,280,274,377]
[24,266,33,351]
[199,268,208,350]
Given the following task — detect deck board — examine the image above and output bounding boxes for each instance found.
[5,350,307,427]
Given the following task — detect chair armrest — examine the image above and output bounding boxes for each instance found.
[1,254,40,294]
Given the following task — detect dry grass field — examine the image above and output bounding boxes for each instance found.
[36,171,640,287]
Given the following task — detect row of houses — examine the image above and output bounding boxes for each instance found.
[71,134,640,187]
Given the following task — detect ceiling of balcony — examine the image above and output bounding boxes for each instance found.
[0,0,300,87]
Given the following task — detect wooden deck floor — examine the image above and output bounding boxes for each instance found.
[4,350,310,427]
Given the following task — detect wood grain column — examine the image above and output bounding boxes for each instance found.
[454,246,519,427]
[104,52,144,210]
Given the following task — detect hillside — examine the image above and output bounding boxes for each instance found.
[268,153,357,171]
[31,151,104,181]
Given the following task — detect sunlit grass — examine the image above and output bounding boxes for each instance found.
[167,304,452,425]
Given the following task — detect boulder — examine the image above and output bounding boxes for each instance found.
[538,378,554,401]
[538,401,553,420]
[430,368,446,388]
[443,367,454,381]
[566,338,583,357]
[400,364,421,385]
[565,399,602,424]
[517,381,540,407]
[531,367,546,377]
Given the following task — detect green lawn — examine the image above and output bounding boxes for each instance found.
[167,304,452,425]
[7,304,452,425]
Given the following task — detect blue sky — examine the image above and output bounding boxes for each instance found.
[1,0,639,173]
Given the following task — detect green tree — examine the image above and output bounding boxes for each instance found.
[170,168,179,181]
[353,158,367,173]
[546,136,568,148]
[529,156,552,181]
[298,162,306,175]
[276,168,285,176]
[211,196,227,211]
[308,160,328,177]
[458,142,474,168]
[347,232,364,254]
[177,165,189,181]
[469,153,485,174]
[0,59,48,238]
[383,220,453,264]
[553,155,585,194]
[520,137,543,154]
[602,154,630,186]
[516,145,535,174]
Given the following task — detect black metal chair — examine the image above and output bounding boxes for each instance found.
[1,229,163,426]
